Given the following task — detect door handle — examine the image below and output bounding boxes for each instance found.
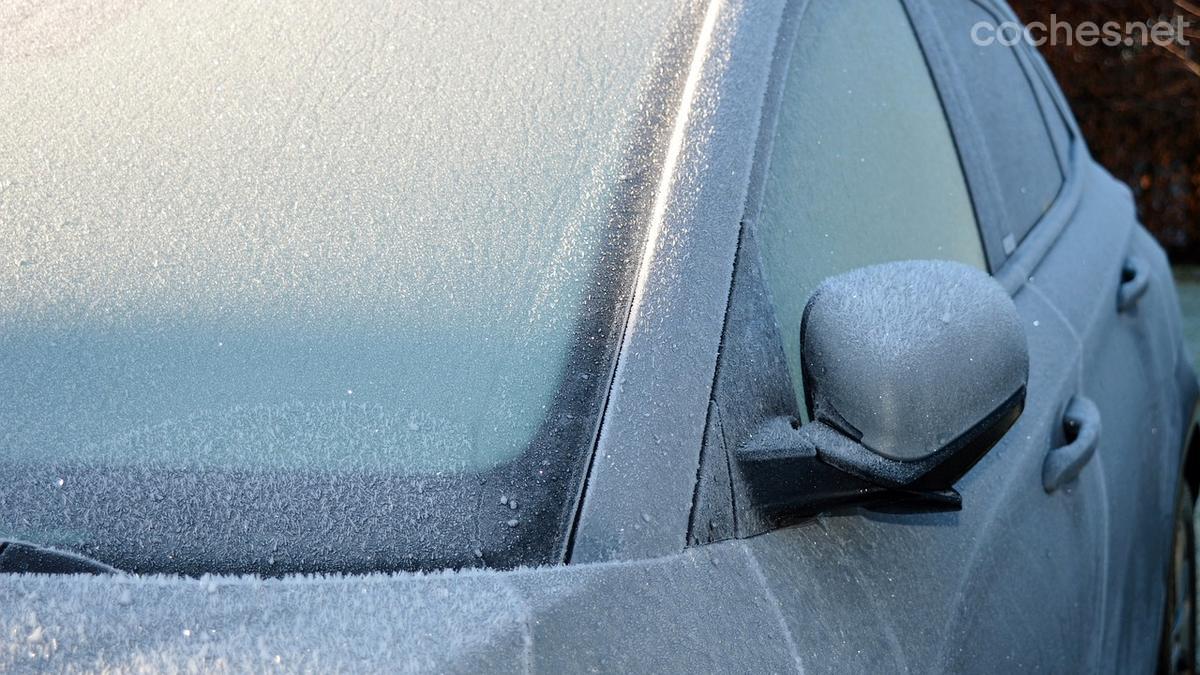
[1117,256,1150,312]
[1043,396,1101,493]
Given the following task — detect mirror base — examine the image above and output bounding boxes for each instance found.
[735,386,1024,522]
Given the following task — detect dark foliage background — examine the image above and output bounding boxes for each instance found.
[1007,0,1200,261]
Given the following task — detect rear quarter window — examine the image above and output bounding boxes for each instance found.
[929,0,1065,251]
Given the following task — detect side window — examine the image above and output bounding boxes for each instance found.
[930,0,1065,251]
[1024,40,1076,169]
[755,0,986,416]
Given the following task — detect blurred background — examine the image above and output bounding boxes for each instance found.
[1008,0,1200,359]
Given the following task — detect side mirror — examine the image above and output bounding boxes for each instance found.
[737,260,1028,518]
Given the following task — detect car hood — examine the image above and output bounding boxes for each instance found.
[0,541,798,673]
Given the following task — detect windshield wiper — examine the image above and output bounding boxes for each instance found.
[0,540,120,574]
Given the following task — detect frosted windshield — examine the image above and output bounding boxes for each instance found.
[0,0,676,475]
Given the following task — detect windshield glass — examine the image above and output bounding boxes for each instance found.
[0,0,693,574]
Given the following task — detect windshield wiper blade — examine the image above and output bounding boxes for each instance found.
[0,541,120,574]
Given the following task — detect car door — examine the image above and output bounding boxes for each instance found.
[689,0,1109,669]
[956,6,1198,670]
[928,0,1198,668]
[1025,156,1184,672]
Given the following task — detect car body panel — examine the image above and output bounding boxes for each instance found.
[0,542,803,673]
[1022,163,1199,669]
[711,190,1105,671]
[1,0,1197,672]
[684,0,1194,672]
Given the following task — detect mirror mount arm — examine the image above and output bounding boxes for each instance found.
[735,385,1025,521]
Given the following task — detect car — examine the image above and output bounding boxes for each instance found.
[0,0,1196,672]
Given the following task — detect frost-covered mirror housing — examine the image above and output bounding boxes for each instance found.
[802,260,1027,463]
[737,260,1028,518]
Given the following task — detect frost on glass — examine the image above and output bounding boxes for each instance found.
[0,0,683,569]
[929,0,1065,247]
[756,0,987,418]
